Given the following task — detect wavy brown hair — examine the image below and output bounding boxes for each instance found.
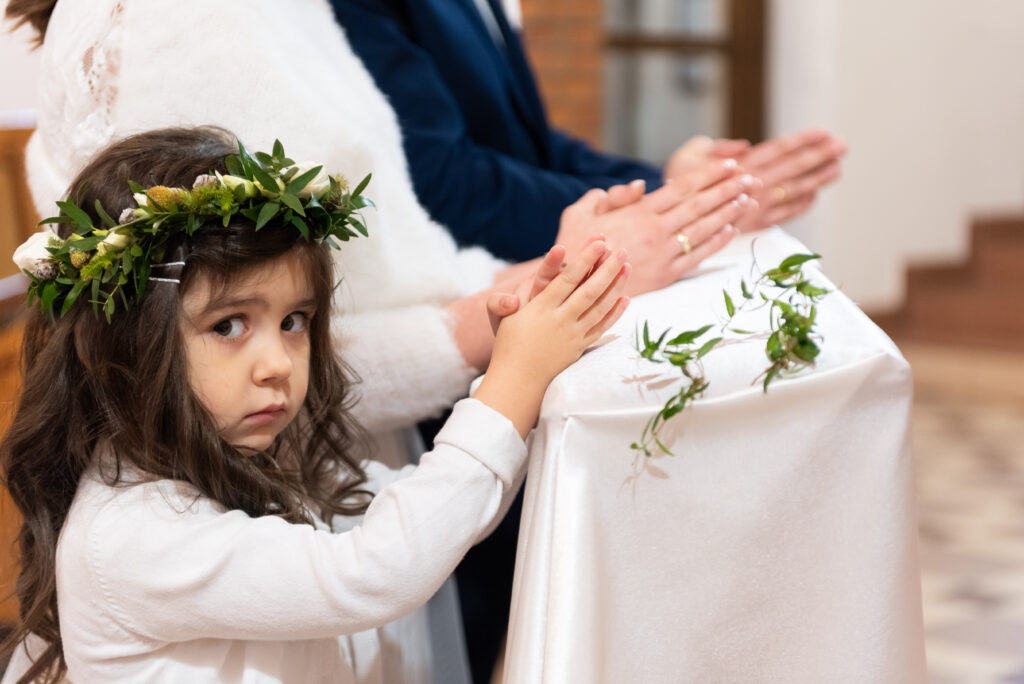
[4,0,56,45]
[0,127,370,683]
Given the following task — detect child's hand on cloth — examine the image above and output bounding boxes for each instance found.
[475,240,630,438]
[485,236,613,335]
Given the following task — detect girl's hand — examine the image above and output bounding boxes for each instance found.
[475,241,630,438]
[486,238,617,335]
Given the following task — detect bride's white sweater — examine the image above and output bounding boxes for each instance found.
[26,0,508,433]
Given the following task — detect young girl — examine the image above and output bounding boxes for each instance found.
[0,127,629,683]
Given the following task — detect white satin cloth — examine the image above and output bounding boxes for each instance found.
[503,228,927,684]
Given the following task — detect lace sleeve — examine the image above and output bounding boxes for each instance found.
[29,0,126,211]
[70,2,124,157]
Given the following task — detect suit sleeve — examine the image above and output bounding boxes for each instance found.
[334,0,661,262]
[546,128,663,187]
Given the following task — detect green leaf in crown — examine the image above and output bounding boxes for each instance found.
[13,139,372,323]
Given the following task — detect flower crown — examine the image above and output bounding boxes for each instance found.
[13,139,372,322]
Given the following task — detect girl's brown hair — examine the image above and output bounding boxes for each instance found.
[4,0,57,45]
[0,127,370,683]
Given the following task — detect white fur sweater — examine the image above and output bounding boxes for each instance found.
[25,0,508,433]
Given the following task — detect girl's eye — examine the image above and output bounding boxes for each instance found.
[212,317,245,339]
[281,312,309,333]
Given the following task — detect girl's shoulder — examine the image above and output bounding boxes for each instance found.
[71,460,222,527]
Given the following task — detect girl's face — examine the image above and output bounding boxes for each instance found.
[181,251,314,452]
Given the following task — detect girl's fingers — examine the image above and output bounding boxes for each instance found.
[660,173,757,233]
[669,223,737,279]
[583,295,630,346]
[564,247,628,319]
[540,240,609,305]
[643,158,740,213]
[530,245,567,300]
[486,292,519,335]
[579,262,631,330]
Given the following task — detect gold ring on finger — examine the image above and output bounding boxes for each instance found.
[772,185,788,203]
[675,231,692,255]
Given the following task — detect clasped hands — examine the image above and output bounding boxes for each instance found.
[665,128,848,232]
[487,128,846,336]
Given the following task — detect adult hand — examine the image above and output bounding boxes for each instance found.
[555,159,762,295]
[734,128,847,232]
[664,135,751,182]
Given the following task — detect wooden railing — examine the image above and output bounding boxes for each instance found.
[0,320,22,625]
[0,125,34,626]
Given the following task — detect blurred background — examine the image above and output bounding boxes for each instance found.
[1,0,1023,681]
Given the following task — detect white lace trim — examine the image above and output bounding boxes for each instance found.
[70,2,124,161]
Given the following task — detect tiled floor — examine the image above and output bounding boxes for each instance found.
[904,342,1024,683]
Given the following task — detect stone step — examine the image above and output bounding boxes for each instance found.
[900,283,1024,350]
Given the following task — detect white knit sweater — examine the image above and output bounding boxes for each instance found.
[25,0,509,434]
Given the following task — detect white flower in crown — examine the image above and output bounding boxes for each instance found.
[216,172,259,199]
[119,208,139,224]
[192,174,218,189]
[291,162,331,199]
[13,230,59,279]
[96,228,132,256]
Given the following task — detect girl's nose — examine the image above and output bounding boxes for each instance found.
[253,335,293,384]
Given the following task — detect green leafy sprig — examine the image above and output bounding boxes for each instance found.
[23,139,372,322]
[631,251,831,458]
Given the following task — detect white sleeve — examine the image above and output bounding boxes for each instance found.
[82,399,526,643]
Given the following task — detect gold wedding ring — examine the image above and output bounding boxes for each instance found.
[772,185,788,202]
[676,231,692,255]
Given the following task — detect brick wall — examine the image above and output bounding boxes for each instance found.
[520,0,604,146]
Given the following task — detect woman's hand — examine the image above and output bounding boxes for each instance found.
[475,241,630,437]
[555,159,762,295]
[663,135,751,181]
[734,128,847,232]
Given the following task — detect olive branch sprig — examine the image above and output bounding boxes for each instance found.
[631,250,831,458]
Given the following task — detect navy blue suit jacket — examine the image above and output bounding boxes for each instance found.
[332,0,663,261]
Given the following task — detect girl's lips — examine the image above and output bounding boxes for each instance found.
[244,405,287,425]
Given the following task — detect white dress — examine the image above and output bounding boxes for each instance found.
[15,0,523,681]
[3,400,526,683]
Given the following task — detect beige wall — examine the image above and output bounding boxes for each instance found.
[771,0,1024,310]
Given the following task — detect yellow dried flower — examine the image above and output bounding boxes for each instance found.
[146,186,184,208]
[70,250,90,269]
